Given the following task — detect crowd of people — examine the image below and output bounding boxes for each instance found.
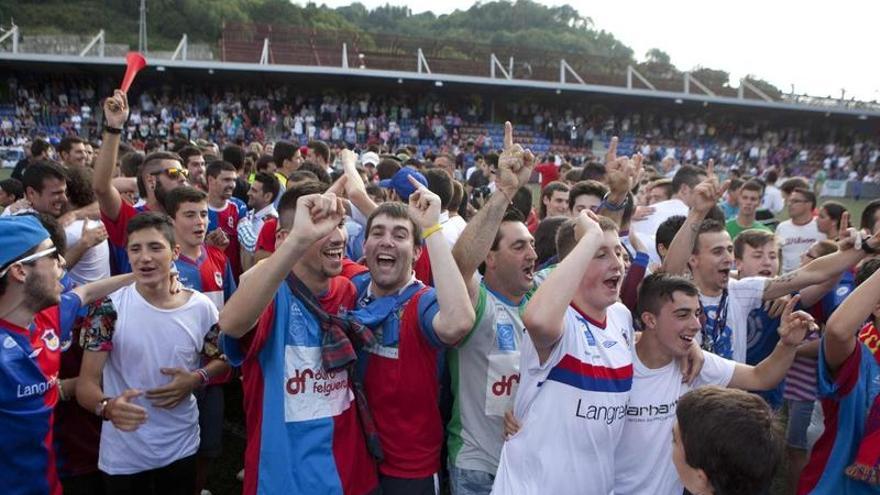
[1,84,879,495]
[3,75,880,183]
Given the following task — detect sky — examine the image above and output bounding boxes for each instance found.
[307,0,879,102]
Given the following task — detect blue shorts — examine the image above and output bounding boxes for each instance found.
[449,464,495,495]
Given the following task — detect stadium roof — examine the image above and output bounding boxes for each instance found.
[2,51,878,121]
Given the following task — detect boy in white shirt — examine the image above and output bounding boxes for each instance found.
[492,212,631,495]
[76,212,228,495]
[614,272,814,495]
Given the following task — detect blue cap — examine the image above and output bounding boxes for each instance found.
[0,216,50,268]
[378,167,428,202]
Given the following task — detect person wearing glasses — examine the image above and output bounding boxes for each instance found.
[0,215,135,495]
[94,90,189,274]
[776,188,826,274]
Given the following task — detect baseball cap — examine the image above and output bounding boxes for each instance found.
[379,168,427,202]
[361,151,380,167]
[0,216,50,269]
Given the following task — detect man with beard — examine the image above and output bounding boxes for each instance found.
[178,146,207,192]
[94,91,188,274]
[2,160,69,218]
[218,183,379,495]
[57,136,88,169]
[0,216,136,495]
[349,179,475,494]
[205,161,247,280]
[446,122,536,494]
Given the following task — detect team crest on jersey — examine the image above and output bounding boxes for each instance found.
[41,329,60,351]
[214,271,223,288]
[227,216,235,228]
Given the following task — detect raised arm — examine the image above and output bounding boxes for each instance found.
[762,247,867,301]
[338,149,378,218]
[597,137,642,227]
[218,193,346,337]
[729,296,814,390]
[93,91,128,220]
[523,211,604,363]
[452,121,533,303]
[823,259,880,373]
[661,178,721,275]
[407,177,475,345]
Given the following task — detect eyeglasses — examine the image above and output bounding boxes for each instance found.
[788,198,809,204]
[151,168,188,180]
[0,246,60,278]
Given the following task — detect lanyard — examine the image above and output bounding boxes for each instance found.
[699,289,729,355]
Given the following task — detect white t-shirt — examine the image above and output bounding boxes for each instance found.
[440,211,467,248]
[762,185,785,214]
[614,349,736,495]
[776,218,825,273]
[99,285,219,475]
[64,219,111,285]
[630,198,689,264]
[492,303,633,495]
[699,277,766,362]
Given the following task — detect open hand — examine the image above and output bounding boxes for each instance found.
[145,368,200,409]
[778,295,817,346]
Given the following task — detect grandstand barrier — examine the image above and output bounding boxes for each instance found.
[819,180,880,199]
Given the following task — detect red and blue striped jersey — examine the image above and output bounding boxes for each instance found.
[220,276,378,495]
[101,201,149,275]
[208,198,247,280]
[175,245,236,311]
[0,292,81,495]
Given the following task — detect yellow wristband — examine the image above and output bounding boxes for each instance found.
[422,224,443,241]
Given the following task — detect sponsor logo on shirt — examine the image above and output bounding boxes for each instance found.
[213,271,223,288]
[286,368,348,397]
[602,340,617,349]
[3,336,17,349]
[492,374,520,397]
[17,373,58,398]
[283,345,353,422]
[625,400,678,421]
[496,322,516,351]
[574,399,626,425]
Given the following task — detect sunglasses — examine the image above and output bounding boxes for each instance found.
[0,246,61,278]
[151,168,188,180]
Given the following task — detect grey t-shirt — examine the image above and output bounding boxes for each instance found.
[447,283,526,474]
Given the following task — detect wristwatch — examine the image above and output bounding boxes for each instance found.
[95,397,112,420]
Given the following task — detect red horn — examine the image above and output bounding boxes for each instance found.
[120,52,147,93]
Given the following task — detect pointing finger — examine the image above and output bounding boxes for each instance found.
[504,121,513,150]
[407,174,425,190]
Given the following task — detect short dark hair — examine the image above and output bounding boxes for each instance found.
[0,178,24,201]
[765,170,779,184]
[779,177,809,195]
[164,186,207,218]
[252,172,280,203]
[563,167,583,183]
[820,201,848,231]
[861,199,880,233]
[178,146,203,165]
[287,170,319,184]
[636,272,699,328]
[556,216,618,261]
[126,212,175,248]
[740,180,764,196]
[448,180,464,213]
[365,201,422,245]
[733,229,777,260]
[31,138,52,158]
[490,208,526,251]
[677,386,784,495]
[580,162,606,182]
[656,215,687,255]
[728,178,744,192]
[510,186,532,221]
[377,158,401,181]
[424,168,453,210]
[22,160,67,193]
[671,165,706,194]
[789,187,816,209]
[206,160,237,179]
[121,151,144,178]
[534,216,567,266]
[222,144,245,170]
[64,166,95,209]
[255,154,275,173]
[855,258,880,287]
[273,140,298,167]
[568,180,608,211]
[540,181,570,218]
[277,180,328,231]
[57,136,85,156]
[307,140,331,163]
[648,178,673,201]
[693,219,727,254]
[298,160,331,185]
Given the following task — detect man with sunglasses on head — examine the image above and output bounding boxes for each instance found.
[94,90,188,274]
[0,216,137,495]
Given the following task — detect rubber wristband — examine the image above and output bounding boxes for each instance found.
[104,126,122,135]
[422,224,443,241]
[195,368,210,387]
